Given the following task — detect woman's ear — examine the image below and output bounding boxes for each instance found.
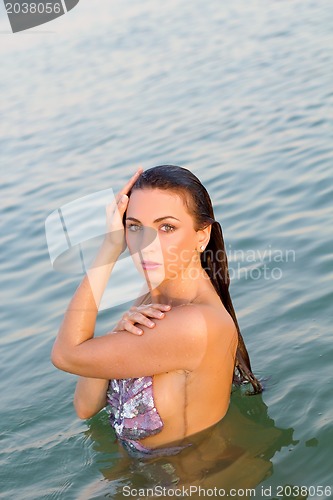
[196,223,212,252]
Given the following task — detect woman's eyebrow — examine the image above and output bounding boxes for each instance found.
[126,216,181,223]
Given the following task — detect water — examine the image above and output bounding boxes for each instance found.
[1,0,332,498]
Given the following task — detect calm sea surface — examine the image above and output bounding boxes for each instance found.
[1,0,332,498]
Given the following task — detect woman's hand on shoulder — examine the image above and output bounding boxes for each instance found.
[113,303,172,335]
[54,303,208,379]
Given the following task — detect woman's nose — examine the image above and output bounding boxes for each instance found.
[137,226,160,252]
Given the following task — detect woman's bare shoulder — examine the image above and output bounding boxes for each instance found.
[193,300,238,345]
[169,301,235,343]
[161,302,209,335]
[191,296,236,326]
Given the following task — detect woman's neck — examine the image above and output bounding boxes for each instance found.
[150,267,213,307]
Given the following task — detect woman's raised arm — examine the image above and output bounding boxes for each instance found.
[52,168,143,419]
[51,168,142,366]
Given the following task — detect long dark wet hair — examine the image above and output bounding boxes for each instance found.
[125,165,263,395]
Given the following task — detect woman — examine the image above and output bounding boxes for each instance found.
[51,165,262,458]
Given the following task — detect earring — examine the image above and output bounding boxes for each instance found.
[200,245,205,251]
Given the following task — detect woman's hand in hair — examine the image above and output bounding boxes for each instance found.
[113,303,172,335]
[104,167,143,254]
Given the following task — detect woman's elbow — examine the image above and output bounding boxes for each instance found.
[73,398,101,420]
[74,402,93,420]
[50,342,68,372]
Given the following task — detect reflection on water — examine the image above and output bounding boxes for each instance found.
[80,387,298,499]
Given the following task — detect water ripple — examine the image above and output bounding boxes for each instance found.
[1,0,333,497]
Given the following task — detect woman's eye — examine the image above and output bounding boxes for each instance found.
[126,223,175,233]
[161,224,175,233]
[127,224,141,232]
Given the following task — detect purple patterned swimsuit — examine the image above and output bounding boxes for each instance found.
[106,376,190,458]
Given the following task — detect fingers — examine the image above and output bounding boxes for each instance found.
[118,167,143,199]
[108,168,143,223]
[136,304,171,322]
[121,303,171,335]
[131,303,171,314]
[106,192,126,220]
[122,320,144,336]
[149,304,172,311]
[127,311,159,328]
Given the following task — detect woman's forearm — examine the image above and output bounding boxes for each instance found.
[51,240,121,365]
[74,377,109,419]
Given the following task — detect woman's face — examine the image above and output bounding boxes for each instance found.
[125,188,200,285]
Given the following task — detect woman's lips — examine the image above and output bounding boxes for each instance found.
[141,260,162,270]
